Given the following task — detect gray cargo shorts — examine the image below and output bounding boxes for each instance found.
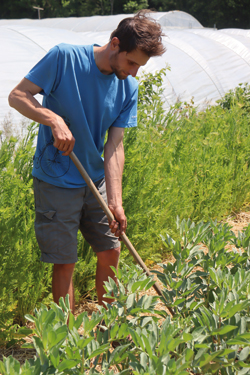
[33,177,120,264]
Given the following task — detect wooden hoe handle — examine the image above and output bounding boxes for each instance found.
[69,151,175,317]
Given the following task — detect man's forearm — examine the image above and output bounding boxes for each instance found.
[104,140,124,209]
[103,127,126,237]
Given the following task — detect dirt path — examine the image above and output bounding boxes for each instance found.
[1,212,250,365]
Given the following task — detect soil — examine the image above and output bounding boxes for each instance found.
[1,211,250,367]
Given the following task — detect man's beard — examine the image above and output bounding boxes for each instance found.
[109,52,128,80]
[112,68,128,80]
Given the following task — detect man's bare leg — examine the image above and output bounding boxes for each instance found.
[95,247,120,306]
[52,263,75,314]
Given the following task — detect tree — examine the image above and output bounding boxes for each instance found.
[147,0,250,29]
[123,0,148,13]
[1,0,250,28]
[1,0,40,19]
[110,0,114,14]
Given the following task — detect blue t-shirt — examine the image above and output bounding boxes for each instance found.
[25,43,138,188]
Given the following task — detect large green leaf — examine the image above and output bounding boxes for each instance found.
[211,325,238,336]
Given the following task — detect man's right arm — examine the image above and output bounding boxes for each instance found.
[8,78,75,156]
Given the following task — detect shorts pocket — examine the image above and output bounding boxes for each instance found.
[35,209,57,252]
[39,210,56,221]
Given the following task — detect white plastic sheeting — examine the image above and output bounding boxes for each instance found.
[0,12,250,130]
[0,25,98,128]
[150,28,250,108]
[0,10,203,31]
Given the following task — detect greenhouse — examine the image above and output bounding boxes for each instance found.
[1,11,250,129]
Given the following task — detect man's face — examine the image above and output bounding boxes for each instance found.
[109,48,149,80]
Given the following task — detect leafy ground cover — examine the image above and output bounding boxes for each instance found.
[1,216,250,374]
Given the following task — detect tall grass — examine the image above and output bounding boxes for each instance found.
[0,124,52,338]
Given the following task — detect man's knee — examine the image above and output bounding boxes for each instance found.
[96,247,120,267]
[53,263,75,274]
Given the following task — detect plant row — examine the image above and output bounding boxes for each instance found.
[1,218,250,374]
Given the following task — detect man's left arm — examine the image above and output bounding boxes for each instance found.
[104,126,127,239]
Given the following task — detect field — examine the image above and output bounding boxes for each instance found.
[1,71,250,373]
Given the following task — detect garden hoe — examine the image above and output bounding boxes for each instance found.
[69,151,175,317]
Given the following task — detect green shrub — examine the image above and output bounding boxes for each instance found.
[122,82,250,261]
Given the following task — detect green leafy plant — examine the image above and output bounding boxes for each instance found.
[0,263,194,375]
[2,221,250,375]
[155,217,250,374]
[218,83,250,114]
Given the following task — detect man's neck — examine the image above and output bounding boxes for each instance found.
[93,44,113,75]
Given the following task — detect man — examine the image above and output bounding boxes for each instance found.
[8,10,165,312]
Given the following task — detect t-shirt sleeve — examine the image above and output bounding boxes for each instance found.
[112,86,138,129]
[25,46,60,96]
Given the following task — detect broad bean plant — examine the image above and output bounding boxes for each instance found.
[1,218,250,374]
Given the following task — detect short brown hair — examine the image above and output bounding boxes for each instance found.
[110,10,166,57]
